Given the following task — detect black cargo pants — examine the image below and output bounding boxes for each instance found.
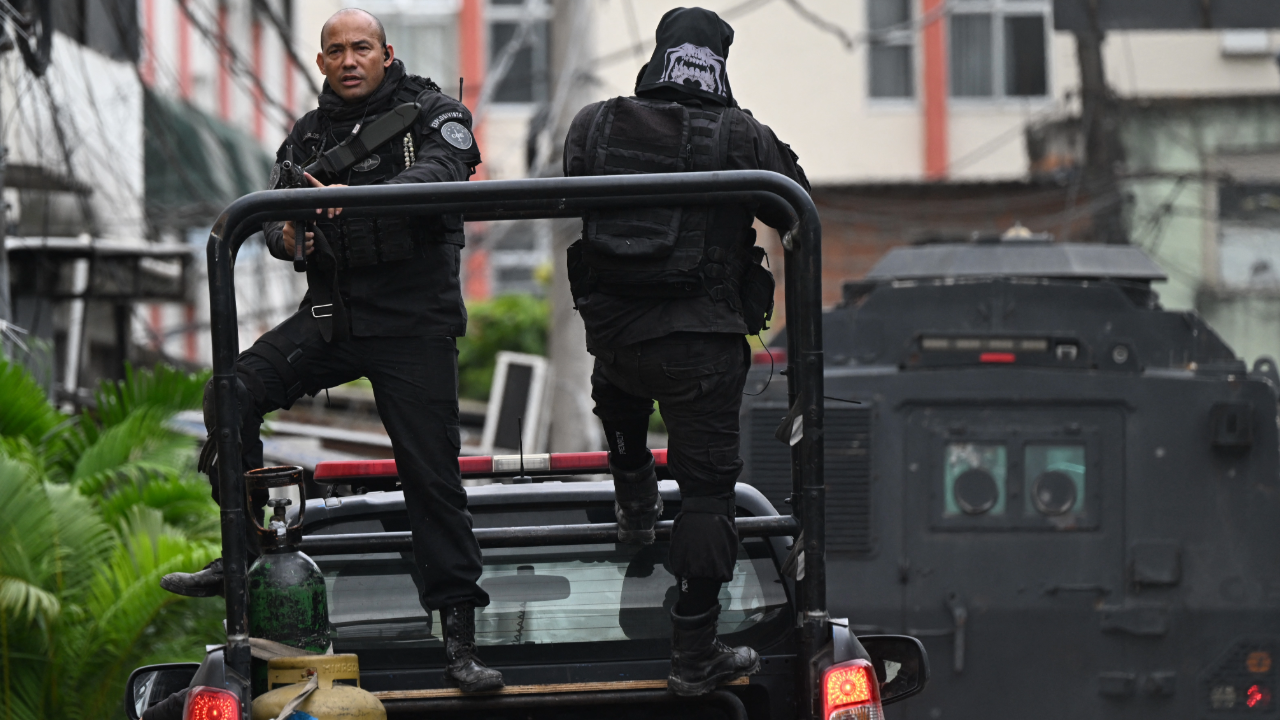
[591,332,749,583]
[211,309,489,611]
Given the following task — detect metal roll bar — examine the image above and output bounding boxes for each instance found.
[302,515,801,555]
[206,170,825,717]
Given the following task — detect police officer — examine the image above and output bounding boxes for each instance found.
[561,6,809,698]
[160,8,502,693]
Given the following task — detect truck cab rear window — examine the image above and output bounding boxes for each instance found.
[308,506,789,658]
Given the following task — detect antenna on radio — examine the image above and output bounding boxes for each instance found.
[458,76,464,102]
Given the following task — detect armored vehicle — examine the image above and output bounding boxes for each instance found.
[742,239,1280,719]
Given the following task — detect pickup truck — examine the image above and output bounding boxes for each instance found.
[129,169,927,720]
[125,451,927,719]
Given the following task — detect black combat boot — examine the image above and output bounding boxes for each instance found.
[160,558,225,598]
[612,457,662,544]
[668,605,761,697]
[442,603,504,693]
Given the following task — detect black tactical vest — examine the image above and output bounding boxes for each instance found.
[575,97,752,301]
[309,76,465,271]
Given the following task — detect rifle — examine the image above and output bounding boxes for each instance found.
[271,146,313,272]
[270,96,430,273]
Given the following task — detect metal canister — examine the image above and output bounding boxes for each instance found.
[251,655,385,720]
[245,466,331,696]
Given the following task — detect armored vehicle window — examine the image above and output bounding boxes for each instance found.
[1024,445,1085,518]
[944,443,1007,517]
[914,407,1112,531]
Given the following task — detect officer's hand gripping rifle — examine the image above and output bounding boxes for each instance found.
[272,147,311,272]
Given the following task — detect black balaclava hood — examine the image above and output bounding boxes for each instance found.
[634,7,734,106]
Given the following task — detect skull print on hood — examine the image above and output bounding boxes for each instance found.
[634,7,735,107]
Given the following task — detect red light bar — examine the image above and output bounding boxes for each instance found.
[313,449,670,482]
[979,352,1016,364]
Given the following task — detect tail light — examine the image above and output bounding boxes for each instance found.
[183,686,240,720]
[823,659,884,720]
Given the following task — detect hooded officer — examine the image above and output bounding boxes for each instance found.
[161,8,502,693]
[562,6,810,697]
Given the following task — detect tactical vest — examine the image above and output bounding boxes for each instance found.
[309,76,464,271]
[575,97,753,304]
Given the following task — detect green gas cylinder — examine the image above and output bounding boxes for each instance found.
[245,467,331,697]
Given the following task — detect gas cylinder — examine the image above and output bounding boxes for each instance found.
[252,655,386,720]
[245,466,331,696]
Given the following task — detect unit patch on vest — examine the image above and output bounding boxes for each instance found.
[440,121,474,150]
[353,155,381,172]
[660,43,727,98]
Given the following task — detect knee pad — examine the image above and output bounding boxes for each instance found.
[201,362,268,433]
[670,495,738,583]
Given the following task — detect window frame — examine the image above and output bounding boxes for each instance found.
[867,0,918,103]
[947,0,1054,103]
[486,0,554,108]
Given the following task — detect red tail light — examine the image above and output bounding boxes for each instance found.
[183,686,240,720]
[822,659,883,720]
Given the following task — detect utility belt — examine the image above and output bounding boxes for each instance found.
[312,214,464,270]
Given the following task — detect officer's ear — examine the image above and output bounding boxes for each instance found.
[383,44,394,67]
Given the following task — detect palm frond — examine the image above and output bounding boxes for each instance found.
[70,407,195,491]
[0,358,64,444]
[0,577,60,625]
[92,364,209,429]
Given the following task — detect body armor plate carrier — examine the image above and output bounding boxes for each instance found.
[573,97,754,305]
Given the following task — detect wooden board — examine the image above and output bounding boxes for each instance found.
[374,677,748,700]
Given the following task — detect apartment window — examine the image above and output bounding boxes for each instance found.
[950,1,1049,98]
[1219,181,1280,290]
[488,0,552,105]
[868,0,914,98]
[356,1,457,89]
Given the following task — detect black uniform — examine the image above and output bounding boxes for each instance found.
[562,10,809,590]
[219,59,488,611]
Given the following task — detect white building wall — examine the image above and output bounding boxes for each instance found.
[584,2,1280,185]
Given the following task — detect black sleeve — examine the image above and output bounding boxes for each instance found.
[264,222,289,261]
[726,111,810,230]
[387,139,472,184]
[389,93,481,185]
[562,103,601,178]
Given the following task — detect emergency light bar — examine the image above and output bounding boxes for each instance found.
[313,449,670,482]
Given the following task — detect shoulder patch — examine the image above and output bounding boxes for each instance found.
[429,111,466,130]
[440,122,474,150]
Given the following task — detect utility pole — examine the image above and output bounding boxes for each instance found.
[1074,0,1128,244]
[545,0,599,453]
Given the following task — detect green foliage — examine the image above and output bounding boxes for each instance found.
[0,357,218,720]
[0,358,64,445]
[457,294,550,400]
